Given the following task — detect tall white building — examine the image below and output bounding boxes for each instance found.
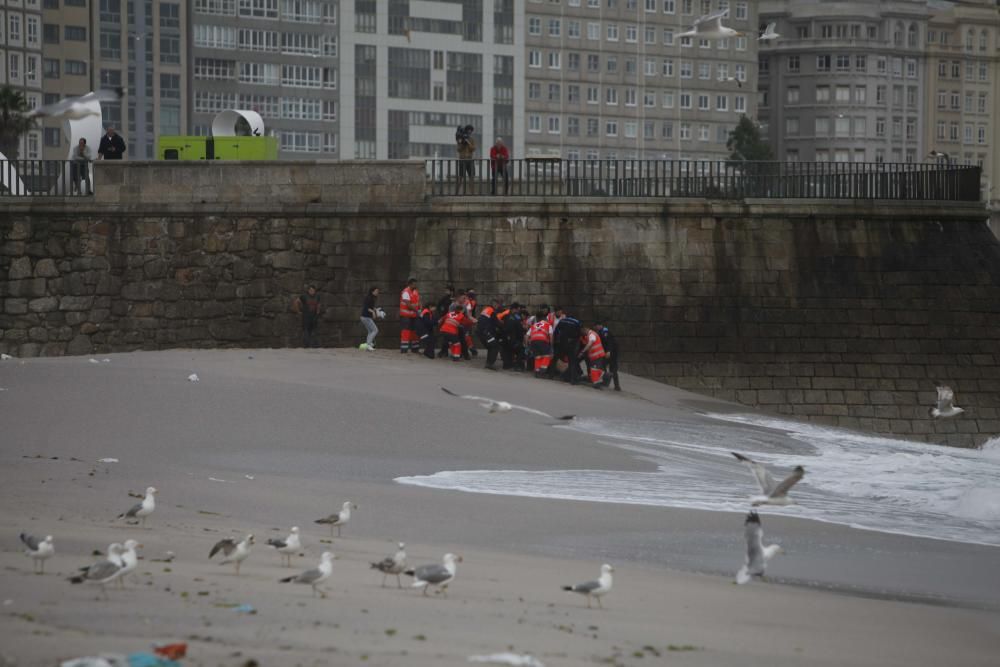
[2,0,44,159]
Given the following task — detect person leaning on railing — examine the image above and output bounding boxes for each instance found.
[70,138,93,196]
[455,125,476,195]
[490,137,510,196]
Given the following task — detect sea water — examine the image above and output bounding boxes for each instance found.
[396,413,1000,547]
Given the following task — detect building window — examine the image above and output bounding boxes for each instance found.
[815,86,830,103]
[528,17,541,36]
[548,116,560,134]
[65,60,87,76]
[64,25,87,41]
[549,19,561,37]
[816,55,830,72]
[815,117,829,136]
[835,86,849,102]
[606,120,618,137]
[43,59,60,79]
[787,87,799,103]
[854,86,866,103]
[836,55,850,72]
[734,95,745,112]
[239,0,279,19]
[875,118,885,137]
[785,117,799,135]
[528,115,541,133]
[160,35,180,64]
[43,24,60,44]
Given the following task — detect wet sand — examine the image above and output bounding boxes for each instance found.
[0,349,998,665]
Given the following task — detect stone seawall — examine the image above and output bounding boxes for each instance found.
[2,161,999,447]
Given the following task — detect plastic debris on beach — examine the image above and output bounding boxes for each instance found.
[187,374,200,382]
[245,475,255,480]
[153,643,187,660]
[233,603,257,614]
[88,358,101,364]
[468,654,545,667]
[98,458,119,463]
[1,353,13,360]
[60,653,180,667]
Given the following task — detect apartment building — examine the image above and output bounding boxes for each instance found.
[524,0,758,161]
[38,0,92,159]
[188,0,340,159]
[1,0,44,159]
[337,0,523,160]
[922,0,1000,205]
[758,0,933,165]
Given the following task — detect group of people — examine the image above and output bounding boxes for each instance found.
[390,279,621,391]
[454,125,511,196]
[69,126,128,196]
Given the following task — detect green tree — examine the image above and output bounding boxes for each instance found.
[0,86,36,161]
[726,115,773,162]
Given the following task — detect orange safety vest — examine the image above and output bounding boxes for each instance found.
[439,313,462,335]
[529,320,552,343]
[400,287,420,318]
[496,308,510,322]
[583,330,606,361]
[479,306,495,319]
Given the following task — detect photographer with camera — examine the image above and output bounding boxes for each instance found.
[455,124,477,194]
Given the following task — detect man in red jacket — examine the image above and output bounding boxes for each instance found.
[489,137,510,196]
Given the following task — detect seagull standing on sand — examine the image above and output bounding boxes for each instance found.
[562,563,614,609]
[209,534,254,575]
[759,22,780,41]
[267,526,301,567]
[26,88,124,119]
[732,453,804,506]
[441,387,574,420]
[736,511,782,584]
[315,501,357,537]
[280,551,335,597]
[371,542,407,588]
[678,10,742,40]
[69,543,124,598]
[930,384,964,419]
[116,539,142,587]
[117,486,157,526]
[406,553,462,597]
[20,533,54,574]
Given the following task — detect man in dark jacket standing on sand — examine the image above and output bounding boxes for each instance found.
[293,285,321,348]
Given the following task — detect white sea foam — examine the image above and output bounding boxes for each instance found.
[396,413,1000,547]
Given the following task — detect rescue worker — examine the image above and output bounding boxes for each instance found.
[417,304,437,359]
[399,278,421,353]
[500,303,526,371]
[476,298,502,370]
[439,303,472,361]
[465,289,478,358]
[528,310,555,378]
[579,326,607,389]
[549,308,582,384]
[593,320,621,391]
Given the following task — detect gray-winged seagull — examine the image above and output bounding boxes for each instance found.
[315,501,356,537]
[441,387,574,420]
[736,511,782,584]
[280,551,335,597]
[69,543,124,598]
[20,533,54,574]
[562,563,614,608]
[209,534,254,575]
[370,542,407,588]
[930,384,964,419]
[267,526,302,567]
[406,553,462,597]
[117,486,157,526]
[732,453,804,506]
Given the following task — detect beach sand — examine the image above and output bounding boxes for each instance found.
[0,348,998,666]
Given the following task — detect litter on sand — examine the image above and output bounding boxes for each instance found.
[468,654,545,667]
[98,458,120,463]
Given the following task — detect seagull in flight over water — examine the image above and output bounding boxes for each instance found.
[929,384,964,419]
[736,511,782,584]
[441,387,574,420]
[678,10,743,40]
[759,22,780,41]
[732,453,804,506]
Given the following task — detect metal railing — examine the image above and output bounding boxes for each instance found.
[426,159,983,202]
[1,160,95,197]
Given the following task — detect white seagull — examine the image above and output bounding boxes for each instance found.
[736,511,782,584]
[20,533,54,574]
[117,486,157,526]
[315,501,357,537]
[26,88,124,120]
[266,526,302,567]
[370,542,407,588]
[930,384,964,419]
[69,543,124,598]
[116,539,142,588]
[732,453,804,506]
[406,553,462,597]
[441,387,574,420]
[209,534,254,575]
[562,563,614,609]
[759,22,780,41]
[187,373,200,382]
[280,551,335,597]
[678,10,742,40]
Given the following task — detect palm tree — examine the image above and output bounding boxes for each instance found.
[0,86,36,161]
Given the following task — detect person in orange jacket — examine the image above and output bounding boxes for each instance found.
[399,278,421,354]
[528,311,555,378]
[579,326,607,389]
[439,303,474,361]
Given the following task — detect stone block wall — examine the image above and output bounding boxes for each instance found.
[2,162,999,446]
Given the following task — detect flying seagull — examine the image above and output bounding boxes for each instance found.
[20,533,54,574]
[209,534,254,575]
[280,551,335,597]
[69,543,124,598]
[267,526,301,567]
[562,563,614,609]
[930,384,964,419]
[732,453,804,506]
[736,511,782,584]
[406,553,462,597]
[441,387,574,420]
[117,486,157,526]
[678,10,742,40]
[759,22,780,41]
[370,542,407,588]
[315,501,356,537]
[116,539,142,588]
[26,88,124,120]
